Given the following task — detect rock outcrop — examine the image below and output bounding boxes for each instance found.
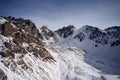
[55,25,75,38]
[0,69,7,80]
[0,16,55,72]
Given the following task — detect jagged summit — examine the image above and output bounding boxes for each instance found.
[40,25,54,40]
[55,25,75,38]
[55,25,120,47]
[0,16,55,62]
[105,26,120,30]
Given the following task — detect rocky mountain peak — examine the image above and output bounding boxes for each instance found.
[80,26,120,46]
[55,25,120,47]
[55,25,75,38]
[40,25,54,40]
[0,16,55,65]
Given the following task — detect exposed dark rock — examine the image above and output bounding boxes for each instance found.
[74,32,85,41]
[111,40,120,47]
[4,42,12,50]
[0,52,7,57]
[0,69,7,80]
[55,25,75,38]
[41,25,54,40]
[0,22,15,36]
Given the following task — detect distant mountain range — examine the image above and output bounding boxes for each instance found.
[55,25,120,47]
[0,16,120,80]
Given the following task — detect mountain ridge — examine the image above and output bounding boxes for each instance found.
[55,25,120,47]
[0,16,120,80]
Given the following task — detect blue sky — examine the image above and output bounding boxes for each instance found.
[0,0,120,30]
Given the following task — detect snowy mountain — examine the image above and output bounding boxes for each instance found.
[55,25,120,46]
[55,25,120,71]
[0,16,120,80]
[55,25,120,59]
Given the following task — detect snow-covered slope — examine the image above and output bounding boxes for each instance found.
[54,25,120,79]
[1,45,116,80]
[0,16,120,80]
[55,25,120,62]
